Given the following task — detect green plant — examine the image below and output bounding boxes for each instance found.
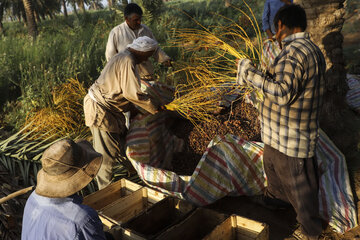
[1,12,115,130]
[134,0,164,25]
[0,0,268,191]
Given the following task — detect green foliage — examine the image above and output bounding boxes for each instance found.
[134,0,164,25]
[3,0,358,191]
[1,11,116,129]
[0,0,267,131]
[0,154,40,186]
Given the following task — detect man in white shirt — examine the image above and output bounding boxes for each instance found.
[105,3,171,81]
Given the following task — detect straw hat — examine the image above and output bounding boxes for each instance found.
[36,139,102,198]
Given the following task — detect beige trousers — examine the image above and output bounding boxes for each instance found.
[90,126,134,189]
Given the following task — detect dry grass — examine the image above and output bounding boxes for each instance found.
[22,78,89,141]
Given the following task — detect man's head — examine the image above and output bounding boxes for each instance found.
[35,139,102,198]
[274,4,307,43]
[124,3,143,30]
[127,36,158,63]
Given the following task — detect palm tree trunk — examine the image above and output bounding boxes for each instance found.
[0,2,5,35]
[34,10,41,23]
[40,12,46,20]
[72,1,78,16]
[47,10,55,19]
[78,0,86,13]
[294,0,348,131]
[21,10,27,23]
[0,21,4,36]
[62,0,68,17]
[108,0,113,8]
[22,0,38,40]
[294,0,360,202]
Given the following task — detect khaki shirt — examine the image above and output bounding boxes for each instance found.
[84,50,158,133]
[105,22,170,79]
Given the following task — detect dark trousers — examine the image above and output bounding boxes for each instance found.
[263,144,323,237]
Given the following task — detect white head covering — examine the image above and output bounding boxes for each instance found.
[127,36,158,52]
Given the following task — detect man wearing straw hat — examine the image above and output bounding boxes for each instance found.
[84,36,161,189]
[237,4,325,240]
[21,139,106,240]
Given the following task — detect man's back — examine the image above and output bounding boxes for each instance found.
[259,32,326,158]
[22,191,105,240]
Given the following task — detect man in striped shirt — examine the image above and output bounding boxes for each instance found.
[237,4,325,240]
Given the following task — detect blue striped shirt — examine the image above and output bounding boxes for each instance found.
[22,191,106,240]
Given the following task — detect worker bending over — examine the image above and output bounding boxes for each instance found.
[84,36,161,189]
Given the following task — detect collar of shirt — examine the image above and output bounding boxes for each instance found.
[33,192,83,205]
[281,32,309,48]
[124,21,144,35]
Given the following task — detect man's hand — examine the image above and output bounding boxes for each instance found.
[236,58,252,86]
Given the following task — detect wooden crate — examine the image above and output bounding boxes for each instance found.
[83,179,142,210]
[203,215,269,240]
[155,208,228,240]
[99,187,167,230]
[83,179,167,232]
[145,187,167,205]
[121,197,196,240]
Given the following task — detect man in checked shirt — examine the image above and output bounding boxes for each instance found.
[237,4,325,240]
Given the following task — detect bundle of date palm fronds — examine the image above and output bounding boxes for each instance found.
[165,0,263,126]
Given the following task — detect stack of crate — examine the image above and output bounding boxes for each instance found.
[83,179,269,240]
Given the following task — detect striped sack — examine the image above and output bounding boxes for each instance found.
[126,81,357,233]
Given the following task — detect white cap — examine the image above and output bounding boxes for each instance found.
[127,36,158,52]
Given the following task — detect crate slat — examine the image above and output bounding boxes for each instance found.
[203,215,269,240]
[156,208,228,240]
[83,179,142,210]
[121,197,195,239]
